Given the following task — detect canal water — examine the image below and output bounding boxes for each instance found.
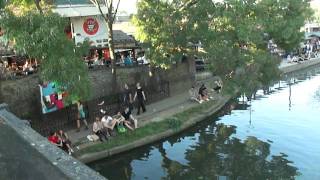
[89,65,320,180]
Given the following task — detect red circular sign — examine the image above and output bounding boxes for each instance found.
[83,18,99,35]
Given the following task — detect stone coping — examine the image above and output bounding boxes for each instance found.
[0,104,106,180]
[280,57,320,74]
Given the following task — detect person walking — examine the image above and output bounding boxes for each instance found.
[133,82,146,115]
[76,101,89,132]
[123,83,133,111]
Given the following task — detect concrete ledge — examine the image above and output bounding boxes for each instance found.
[0,105,106,180]
[281,57,320,74]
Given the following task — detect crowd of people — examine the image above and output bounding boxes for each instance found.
[286,38,320,63]
[85,49,148,68]
[83,82,146,142]
[48,82,148,150]
[189,80,222,104]
[0,56,38,79]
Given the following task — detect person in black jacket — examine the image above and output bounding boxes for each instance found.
[122,83,133,111]
[133,82,146,115]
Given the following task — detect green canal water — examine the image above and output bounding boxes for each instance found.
[89,66,320,180]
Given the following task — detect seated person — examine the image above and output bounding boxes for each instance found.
[122,107,138,129]
[57,130,74,155]
[291,55,299,62]
[113,111,134,131]
[189,86,202,103]
[199,83,209,101]
[101,115,120,132]
[213,80,222,93]
[48,131,63,148]
[93,117,108,142]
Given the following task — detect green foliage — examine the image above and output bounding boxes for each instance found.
[133,0,202,68]
[0,10,91,102]
[259,0,313,51]
[135,0,312,95]
[0,0,5,9]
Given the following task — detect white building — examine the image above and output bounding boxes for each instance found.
[52,0,136,49]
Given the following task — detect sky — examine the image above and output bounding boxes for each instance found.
[119,0,320,15]
[118,0,138,15]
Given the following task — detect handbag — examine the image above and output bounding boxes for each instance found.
[117,124,127,133]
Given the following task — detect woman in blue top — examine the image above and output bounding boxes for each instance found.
[124,56,133,66]
[76,101,89,132]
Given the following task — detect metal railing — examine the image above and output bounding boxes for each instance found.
[31,80,170,136]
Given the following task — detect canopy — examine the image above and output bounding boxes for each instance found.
[53,5,108,17]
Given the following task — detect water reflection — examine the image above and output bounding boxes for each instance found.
[90,122,299,180]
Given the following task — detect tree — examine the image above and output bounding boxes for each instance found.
[0,0,5,9]
[133,0,202,68]
[0,9,91,103]
[134,0,313,93]
[90,0,120,86]
[5,0,44,14]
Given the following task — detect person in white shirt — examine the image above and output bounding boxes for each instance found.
[101,115,119,131]
[189,86,202,103]
[93,117,108,142]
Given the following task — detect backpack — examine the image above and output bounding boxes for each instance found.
[117,124,127,133]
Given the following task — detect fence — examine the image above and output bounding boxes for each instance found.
[31,80,170,136]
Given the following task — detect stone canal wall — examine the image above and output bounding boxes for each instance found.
[0,59,195,122]
[0,104,106,180]
[281,57,320,74]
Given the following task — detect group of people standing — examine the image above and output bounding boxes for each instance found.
[122,82,147,115]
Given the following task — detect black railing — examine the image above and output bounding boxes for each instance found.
[31,80,170,136]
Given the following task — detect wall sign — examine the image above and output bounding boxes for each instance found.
[83,18,99,35]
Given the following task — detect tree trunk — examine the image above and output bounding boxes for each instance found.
[34,0,43,14]
[0,78,2,103]
[107,21,117,92]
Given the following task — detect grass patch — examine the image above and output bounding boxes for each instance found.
[76,100,219,156]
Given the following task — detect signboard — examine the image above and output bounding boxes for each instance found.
[39,82,68,114]
[83,17,99,35]
[71,15,108,47]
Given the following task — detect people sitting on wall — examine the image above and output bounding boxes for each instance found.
[22,60,35,75]
[57,130,74,155]
[122,107,138,129]
[291,55,299,63]
[213,80,223,93]
[93,117,108,142]
[48,131,63,148]
[189,86,203,103]
[101,114,120,135]
[113,111,134,131]
[124,55,133,66]
[199,83,209,101]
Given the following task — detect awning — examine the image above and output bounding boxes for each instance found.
[52,5,108,17]
[115,49,132,53]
